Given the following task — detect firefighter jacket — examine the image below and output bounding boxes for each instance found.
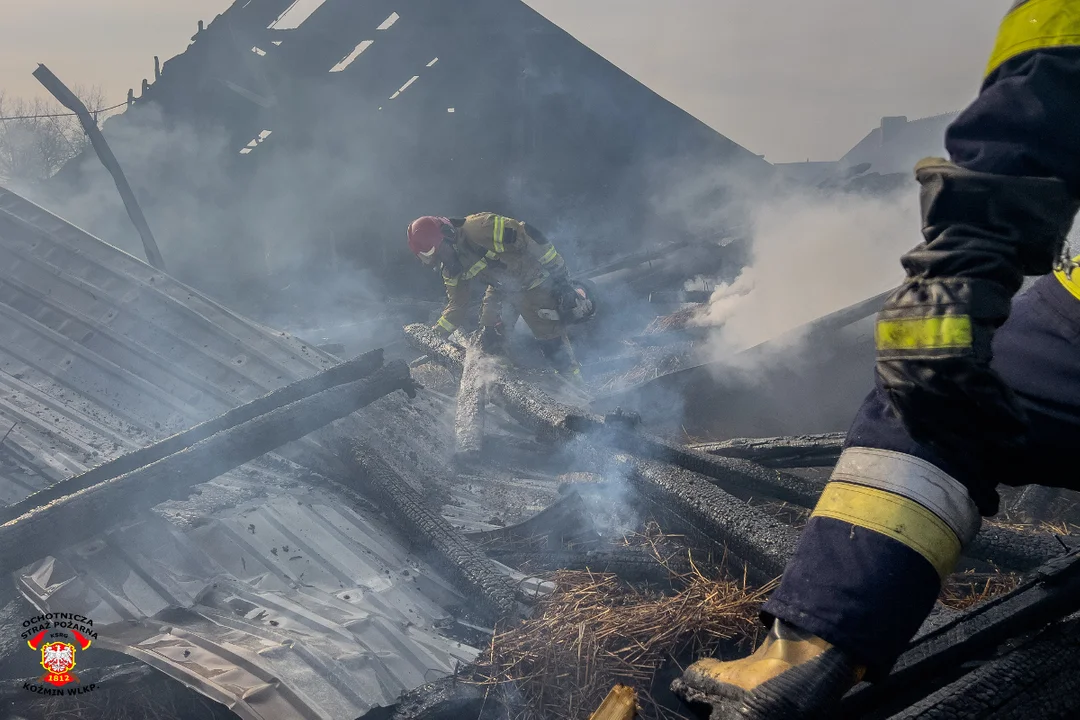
[944,0,1080,305]
[435,213,567,335]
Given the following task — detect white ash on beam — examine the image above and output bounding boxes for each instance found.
[454,341,487,459]
[691,432,846,468]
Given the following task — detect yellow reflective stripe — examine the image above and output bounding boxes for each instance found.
[812,482,961,579]
[1054,254,1080,302]
[986,0,1080,76]
[540,245,559,264]
[493,216,505,253]
[443,275,459,287]
[485,250,497,260]
[437,316,456,332]
[464,258,488,280]
[875,316,973,352]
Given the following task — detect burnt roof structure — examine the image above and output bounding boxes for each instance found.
[48,0,772,307]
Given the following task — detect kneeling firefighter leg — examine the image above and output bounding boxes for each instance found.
[674,445,981,719]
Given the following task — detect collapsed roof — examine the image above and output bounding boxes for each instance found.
[45,0,773,309]
[0,186,488,719]
[5,2,1078,717]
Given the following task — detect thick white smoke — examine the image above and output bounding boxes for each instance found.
[691,183,922,360]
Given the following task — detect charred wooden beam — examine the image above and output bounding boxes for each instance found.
[465,490,592,549]
[34,64,167,271]
[0,361,414,576]
[0,349,386,525]
[611,455,799,585]
[345,443,519,621]
[604,431,823,508]
[840,549,1080,719]
[404,323,823,507]
[691,432,846,468]
[966,523,1069,572]
[1012,485,1061,524]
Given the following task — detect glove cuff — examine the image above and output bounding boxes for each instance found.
[878,277,1011,362]
[913,158,1079,277]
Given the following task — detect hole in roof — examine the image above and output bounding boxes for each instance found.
[252,46,267,56]
[390,75,419,99]
[239,130,273,154]
[447,108,455,113]
[330,40,374,72]
[376,12,399,30]
[268,0,329,30]
[426,57,438,67]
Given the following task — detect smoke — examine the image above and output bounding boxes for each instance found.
[12,99,399,354]
[690,182,921,364]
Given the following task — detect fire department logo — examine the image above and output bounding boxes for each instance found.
[19,612,100,696]
[39,642,77,686]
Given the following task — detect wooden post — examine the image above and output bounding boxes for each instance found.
[127,88,134,107]
[33,64,167,271]
[154,55,161,80]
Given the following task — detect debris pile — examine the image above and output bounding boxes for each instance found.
[470,565,772,720]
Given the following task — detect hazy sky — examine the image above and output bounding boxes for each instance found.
[1,0,1013,163]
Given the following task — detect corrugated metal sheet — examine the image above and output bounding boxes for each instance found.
[0,186,479,718]
[17,491,477,720]
[0,185,335,495]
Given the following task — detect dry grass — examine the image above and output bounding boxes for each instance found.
[984,516,1080,537]
[939,569,1021,611]
[469,555,771,720]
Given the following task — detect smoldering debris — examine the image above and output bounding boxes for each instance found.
[469,564,771,720]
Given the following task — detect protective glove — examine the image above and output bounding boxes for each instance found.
[875,158,1078,485]
[549,275,581,320]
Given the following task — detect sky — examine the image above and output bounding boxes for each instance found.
[0,0,1014,163]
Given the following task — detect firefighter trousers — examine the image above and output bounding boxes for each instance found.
[761,272,1080,676]
[480,283,564,341]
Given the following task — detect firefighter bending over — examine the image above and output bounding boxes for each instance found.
[407,213,592,380]
[674,1,1080,717]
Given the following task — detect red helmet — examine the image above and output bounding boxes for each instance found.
[407,216,451,260]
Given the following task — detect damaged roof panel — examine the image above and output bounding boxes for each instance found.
[18,493,478,720]
[0,185,334,496]
[0,185,478,719]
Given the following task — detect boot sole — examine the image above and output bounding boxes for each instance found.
[670,677,752,720]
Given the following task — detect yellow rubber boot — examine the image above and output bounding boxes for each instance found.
[672,619,864,719]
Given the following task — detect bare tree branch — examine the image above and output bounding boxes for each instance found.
[0,85,115,185]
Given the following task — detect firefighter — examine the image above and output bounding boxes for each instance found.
[673,2,1080,717]
[407,213,591,380]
